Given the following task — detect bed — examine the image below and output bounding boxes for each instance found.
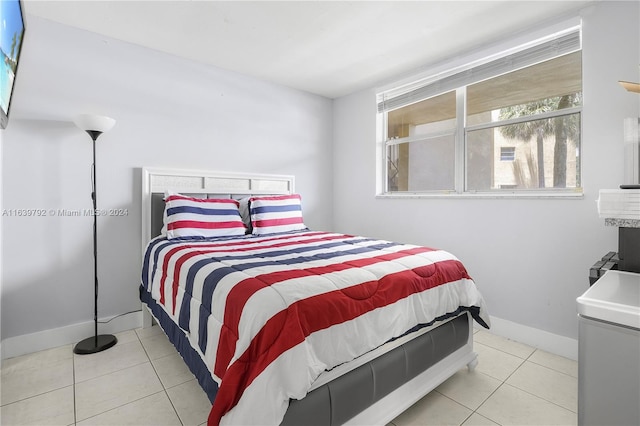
[139,167,490,425]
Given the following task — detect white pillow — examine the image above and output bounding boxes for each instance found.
[249,194,306,235]
[164,193,246,239]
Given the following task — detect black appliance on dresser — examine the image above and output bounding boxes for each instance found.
[589,227,640,285]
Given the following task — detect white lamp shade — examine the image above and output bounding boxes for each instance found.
[74,114,116,133]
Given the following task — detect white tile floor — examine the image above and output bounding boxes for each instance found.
[0,326,578,426]
[390,329,578,426]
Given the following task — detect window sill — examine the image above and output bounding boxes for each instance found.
[376,190,584,200]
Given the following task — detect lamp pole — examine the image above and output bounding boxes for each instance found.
[73,115,118,355]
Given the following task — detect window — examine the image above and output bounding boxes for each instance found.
[377,25,582,196]
[500,147,516,162]
[386,91,456,191]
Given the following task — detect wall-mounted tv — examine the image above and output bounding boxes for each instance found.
[1,0,25,129]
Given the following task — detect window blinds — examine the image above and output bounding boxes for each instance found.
[377,26,581,113]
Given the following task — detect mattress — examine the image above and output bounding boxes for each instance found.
[140,230,489,425]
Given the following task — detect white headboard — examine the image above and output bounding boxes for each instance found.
[140,167,295,249]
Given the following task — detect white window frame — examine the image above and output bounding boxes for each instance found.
[376,19,583,199]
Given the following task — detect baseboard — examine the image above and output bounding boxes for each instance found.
[1,312,579,361]
[478,315,578,360]
[0,311,143,360]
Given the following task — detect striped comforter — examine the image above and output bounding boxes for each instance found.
[141,230,490,425]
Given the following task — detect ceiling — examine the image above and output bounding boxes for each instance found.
[23,0,593,99]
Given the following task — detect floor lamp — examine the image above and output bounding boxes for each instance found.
[73,114,118,355]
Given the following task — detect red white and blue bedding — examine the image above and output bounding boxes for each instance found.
[140,230,490,425]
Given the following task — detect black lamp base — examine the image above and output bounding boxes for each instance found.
[73,334,118,355]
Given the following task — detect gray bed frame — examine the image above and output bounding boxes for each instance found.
[140,167,479,425]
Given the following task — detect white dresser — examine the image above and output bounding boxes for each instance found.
[577,270,640,426]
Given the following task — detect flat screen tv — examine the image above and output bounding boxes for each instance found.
[1,0,25,129]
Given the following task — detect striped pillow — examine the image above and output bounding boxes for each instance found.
[164,194,246,239]
[249,194,306,235]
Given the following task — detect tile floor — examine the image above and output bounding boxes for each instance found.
[0,326,578,426]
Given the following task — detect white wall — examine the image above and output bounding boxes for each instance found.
[1,15,333,354]
[2,2,637,359]
[333,1,639,345]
